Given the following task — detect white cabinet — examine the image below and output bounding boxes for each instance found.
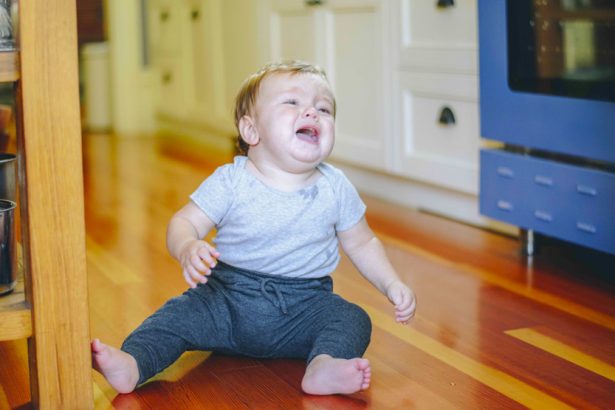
[397,0,477,73]
[266,0,391,171]
[392,0,480,194]
[147,0,188,119]
[146,0,231,131]
[184,0,228,125]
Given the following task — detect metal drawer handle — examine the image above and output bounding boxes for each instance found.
[438,106,456,126]
[497,200,513,211]
[497,166,514,178]
[305,0,324,6]
[534,210,553,222]
[534,175,553,187]
[576,222,597,234]
[577,184,597,196]
[437,0,455,8]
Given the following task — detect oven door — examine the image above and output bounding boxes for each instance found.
[478,0,615,164]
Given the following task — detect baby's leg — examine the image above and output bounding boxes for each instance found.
[302,297,372,395]
[96,283,231,392]
[91,339,139,393]
[301,354,371,395]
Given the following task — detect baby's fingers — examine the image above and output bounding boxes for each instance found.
[183,265,208,288]
[395,298,416,324]
[183,269,197,288]
[189,252,209,273]
[196,246,218,269]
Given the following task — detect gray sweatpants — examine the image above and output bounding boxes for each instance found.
[121,261,372,385]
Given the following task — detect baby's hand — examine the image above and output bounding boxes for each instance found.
[178,239,220,288]
[386,280,416,324]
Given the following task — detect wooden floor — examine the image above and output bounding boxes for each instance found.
[1,133,614,409]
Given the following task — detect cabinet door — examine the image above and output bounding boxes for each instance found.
[185,0,228,124]
[147,0,189,119]
[148,0,183,62]
[269,0,317,63]
[268,0,389,171]
[157,59,187,118]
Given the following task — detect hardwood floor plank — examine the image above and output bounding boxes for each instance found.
[365,326,525,409]
[530,325,615,363]
[335,252,614,408]
[112,364,251,410]
[149,351,213,383]
[86,236,143,285]
[93,381,113,409]
[376,231,615,330]
[211,365,308,409]
[362,304,573,409]
[366,355,458,409]
[260,360,372,409]
[505,328,615,382]
[338,265,612,407]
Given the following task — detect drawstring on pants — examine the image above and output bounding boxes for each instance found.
[260,279,288,314]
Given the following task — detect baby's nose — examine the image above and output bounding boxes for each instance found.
[304,106,319,119]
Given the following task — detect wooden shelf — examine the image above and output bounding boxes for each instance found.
[0,50,19,82]
[0,49,20,337]
[0,267,32,341]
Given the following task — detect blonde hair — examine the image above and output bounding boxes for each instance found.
[233,60,335,155]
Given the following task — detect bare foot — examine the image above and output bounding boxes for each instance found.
[91,338,140,394]
[301,354,371,395]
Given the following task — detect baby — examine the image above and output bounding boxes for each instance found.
[92,60,416,396]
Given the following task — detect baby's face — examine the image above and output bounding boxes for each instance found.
[248,72,336,172]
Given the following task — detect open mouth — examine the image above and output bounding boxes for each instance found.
[296,126,320,144]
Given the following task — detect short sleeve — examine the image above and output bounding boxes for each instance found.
[189,160,240,225]
[329,167,366,232]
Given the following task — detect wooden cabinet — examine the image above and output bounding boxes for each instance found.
[266,0,391,171]
[0,0,92,408]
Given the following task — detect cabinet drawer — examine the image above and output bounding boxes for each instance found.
[156,59,187,118]
[480,149,615,254]
[396,72,479,194]
[397,0,477,73]
[147,0,184,59]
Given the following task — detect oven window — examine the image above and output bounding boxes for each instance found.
[508,0,615,102]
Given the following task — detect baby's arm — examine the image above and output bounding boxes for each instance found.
[167,201,220,288]
[338,218,416,324]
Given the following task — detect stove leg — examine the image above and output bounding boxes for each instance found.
[520,229,537,256]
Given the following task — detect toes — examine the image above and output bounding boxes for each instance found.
[356,358,370,370]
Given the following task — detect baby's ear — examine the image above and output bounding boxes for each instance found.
[238,115,259,146]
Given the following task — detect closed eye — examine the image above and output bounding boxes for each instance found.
[284,99,298,105]
[318,107,332,114]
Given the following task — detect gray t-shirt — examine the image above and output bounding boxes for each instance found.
[190,156,366,278]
